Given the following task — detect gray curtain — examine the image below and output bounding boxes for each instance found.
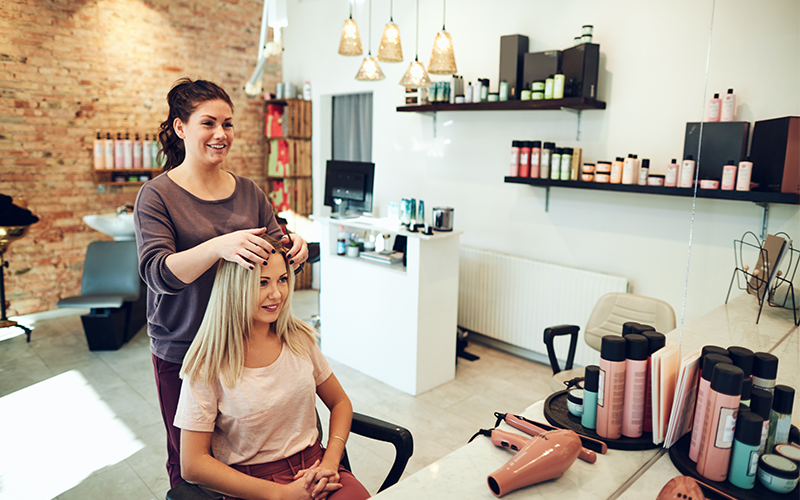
[332,93,372,162]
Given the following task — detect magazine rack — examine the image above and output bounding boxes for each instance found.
[726,231,798,326]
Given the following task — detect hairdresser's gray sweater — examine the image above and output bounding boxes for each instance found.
[134,172,281,364]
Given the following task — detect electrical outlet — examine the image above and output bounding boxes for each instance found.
[97,184,106,194]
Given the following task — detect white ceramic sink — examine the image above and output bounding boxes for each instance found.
[83,213,135,241]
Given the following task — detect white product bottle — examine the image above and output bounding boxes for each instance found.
[720,88,736,122]
[142,133,151,169]
[103,132,114,170]
[303,81,312,100]
[473,80,482,103]
[637,159,650,186]
[665,159,679,187]
[679,155,696,188]
[736,157,753,191]
[622,154,637,185]
[123,132,133,169]
[93,132,104,170]
[708,93,721,122]
[465,83,473,103]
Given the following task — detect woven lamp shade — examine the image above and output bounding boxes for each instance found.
[428,30,457,75]
[377,21,403,62]
[399,59,432,88]
[355,56,386,81]
[338,18,363,56]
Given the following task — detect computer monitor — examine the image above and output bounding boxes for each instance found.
[324,160,374,218]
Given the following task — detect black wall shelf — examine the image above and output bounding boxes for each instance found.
[396,97,606,113]
[504,177,800,205]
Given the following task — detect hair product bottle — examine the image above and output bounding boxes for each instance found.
[736,156,753,191]
[720,88,736,122]
[637,159,650,186]
[728,411,764,490]
[582,365,600,430]
[142,134,152,169]
[610,157,624,184]
[510,141,521,177]
[544,76,554,99]
[766,385,795,454]
[123,132,133,169]
[153,135,162,168]
[727,346,754,378]
[103,132,114,170]
[679,155,695,188]
[740,377,753,406]
[750,388,774,455]
[560,148,573,181]
[721,160,737,190]
[752,352,778,393]
[93,132,105,170]
[550,149,562,180]
[114,132,124,169]
[689,354,732,462]
[541,143,554,179]
[133,133,143,169]
[642,331,666,433]
[553,73,565,99]
[665,159,680,187]
[621,154,637,185]
[597,335,627,440]
[519,142,531,178]
[530,141,541,178]
[622,334,648,438]
[708,93,722,122]
[696,364,744,482]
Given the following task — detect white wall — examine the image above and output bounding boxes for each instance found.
[284,0,800,325]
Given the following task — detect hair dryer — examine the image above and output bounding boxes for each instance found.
[487,429,582,497]
[493,412,601,463]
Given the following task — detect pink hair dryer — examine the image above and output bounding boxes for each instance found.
[487,429,582,497]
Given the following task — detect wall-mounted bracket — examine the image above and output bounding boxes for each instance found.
[419,112,437,138]
[545,186,551,212]
[755,202,770,241]
[559,107,582,141]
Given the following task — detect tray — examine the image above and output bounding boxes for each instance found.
[668,431,798,500]
[543,390,659,451]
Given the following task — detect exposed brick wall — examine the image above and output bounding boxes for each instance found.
[0,0,281,315]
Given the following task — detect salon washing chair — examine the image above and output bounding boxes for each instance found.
[543,292,676,392]
[56,240,146,350]
[165,411,414,499]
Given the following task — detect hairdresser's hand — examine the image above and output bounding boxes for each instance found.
[281,233,308,270]
[213,228,274,270]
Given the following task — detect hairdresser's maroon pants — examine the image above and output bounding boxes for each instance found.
[152,353,185,488]
[225,442,369,500]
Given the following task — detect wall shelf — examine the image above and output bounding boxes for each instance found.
[396,97,606,113]
[93,168,160,186]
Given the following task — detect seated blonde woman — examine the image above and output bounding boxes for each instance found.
[174,234,369,500]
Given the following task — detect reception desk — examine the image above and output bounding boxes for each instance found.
[313,216,462,396]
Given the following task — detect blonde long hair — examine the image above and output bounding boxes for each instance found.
[180,234,318,386]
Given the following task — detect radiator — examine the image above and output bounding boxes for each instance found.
[458,247,629,367]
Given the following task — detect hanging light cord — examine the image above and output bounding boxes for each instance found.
[368,0,372,55]
[442,0,446,30]
[390,0,393,22]
[349,0,353,19]
[414,0,419,61]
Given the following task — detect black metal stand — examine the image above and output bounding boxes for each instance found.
[0,250,32,342]
[726,231,798,326]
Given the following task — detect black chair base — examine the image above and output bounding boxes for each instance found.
[81,308,128,351]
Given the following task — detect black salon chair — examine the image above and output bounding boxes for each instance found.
[165,411,414,499]
[56,240,146,350]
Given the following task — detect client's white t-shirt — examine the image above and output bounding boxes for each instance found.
[175,339,333,466]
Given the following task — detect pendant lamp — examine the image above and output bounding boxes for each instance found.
[355,0,385,81]
[338,0,363,56]
[428,0,457,75]
[399,0,432,87]
[377,0,403,63]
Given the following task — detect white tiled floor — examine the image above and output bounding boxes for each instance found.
[0,290,554,499]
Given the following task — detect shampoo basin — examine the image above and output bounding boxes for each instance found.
[83,213,135,241]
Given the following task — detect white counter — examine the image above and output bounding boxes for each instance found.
[313,216,462,396]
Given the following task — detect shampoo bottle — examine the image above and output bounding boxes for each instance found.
[104,132,114,170]
[610,157,624,184]
[736,157,753,191]
[637,159,650,186]
[596,335,627,440]
[114,132,124,169]
[560,148,573,181]
[621,154,637,185]
[550,149,562,180]
[721,160,737,190]
[142,134,151,169]
[541,143,554,179]
[696,364,744,482]
[530,141,541,178]
[93,132,104,170]
[665,159,680,187]
[510,141,521,177]
[689,354,732,462]
[133,133,143,169]
[708,93,722,122]
[123,132,133,169]
[679,155,695,188]
[720,88,736,122]
[622,334,648,438]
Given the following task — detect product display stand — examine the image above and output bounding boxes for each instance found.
[725,231,799,326]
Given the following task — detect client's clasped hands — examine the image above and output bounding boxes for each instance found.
[290,459,342,500]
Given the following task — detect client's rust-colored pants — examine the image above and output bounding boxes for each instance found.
[225,441,370,500]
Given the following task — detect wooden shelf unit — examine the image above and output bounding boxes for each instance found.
[396,97,606,113]
[93,168,161,186]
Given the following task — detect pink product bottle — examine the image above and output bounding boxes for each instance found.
[720,88,736,122]
[736,157,753,191]
[133,133,143,169]
[519,142,531,178]
[597,335,627,440]
[114,132,124,169]
[510,141,521,176]
[123,132,133,169]
[708,93,721,122]
[610,157,624,184]
[142,134,152,169]
[696,364,744,482]
[679,155,695,188]
[721,160,737,190]
[93,132,104,170]
[689,354,732,462]
[665,159,679,187]
[530,141,542,178]
[104,133,114,170]
[622,334,648,438]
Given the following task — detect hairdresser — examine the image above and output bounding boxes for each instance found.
[134,78,308,488]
